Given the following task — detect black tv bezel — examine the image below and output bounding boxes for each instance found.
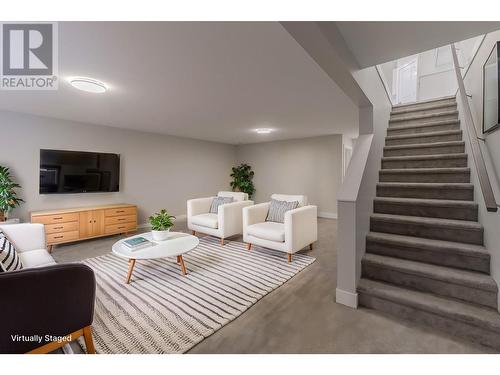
[482,41,500,134]
[39,149,120,195]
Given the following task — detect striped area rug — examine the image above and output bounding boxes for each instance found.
[79,236,315,353]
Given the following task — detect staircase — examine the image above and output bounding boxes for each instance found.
[357,96,500,351]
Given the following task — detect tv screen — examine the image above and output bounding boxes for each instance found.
[39,149,120,194]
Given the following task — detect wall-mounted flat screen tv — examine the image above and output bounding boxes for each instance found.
[39,149,120,194]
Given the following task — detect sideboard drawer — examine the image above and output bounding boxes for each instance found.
[105,215,136,226]
[46,230,80,244]
[33,212,80,225]
[45,221,79,234]
[105,222,137,234]
[105,207,136,217]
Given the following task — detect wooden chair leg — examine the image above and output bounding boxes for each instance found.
[83,326,96,354]
[246,243,252,251]
[220,238,225,246]
[309,243,313,250]
[192,230,196,235]
[48,245,53,253]
[287,253,292,263]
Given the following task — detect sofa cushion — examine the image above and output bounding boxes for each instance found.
[247,222,285,242]
[266,199,299,223]
[209,196,233,214]
[0,230,23,272]
[18,249,56,268]
[191,213,219,229]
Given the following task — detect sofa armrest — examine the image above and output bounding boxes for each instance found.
[0,263,96,354]
[218,200,254,237]
[0,223,46,252]
[243,202,270,229]
[187,197,215,218]
[284,205,318,253]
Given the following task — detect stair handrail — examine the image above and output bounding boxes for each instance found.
[451,44,498,212]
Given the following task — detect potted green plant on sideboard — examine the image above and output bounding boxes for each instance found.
[230,163,255,199]
[0,166,24,222]
[149,209,176,241]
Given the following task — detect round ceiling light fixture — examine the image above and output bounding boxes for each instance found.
[69,77,107,93]
[255,128,273,134]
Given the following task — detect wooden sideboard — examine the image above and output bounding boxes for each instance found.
[31,204,137,252]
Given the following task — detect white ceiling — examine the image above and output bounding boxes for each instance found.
[0,22,359,144]
[336,21,500,68]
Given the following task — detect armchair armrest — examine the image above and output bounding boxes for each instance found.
[0,223,46,252]
[284,205,318,253]
[243,202,271,228]
[0,263,96,354]
[218,200,254,237]
[187,197,215,218]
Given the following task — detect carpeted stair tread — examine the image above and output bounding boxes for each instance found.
[362,253,497,292]
[358,279,500,332]
[370,213,482,231]
[389,110,458,123]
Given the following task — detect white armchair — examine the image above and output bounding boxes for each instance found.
[243,194,317,262]
[187,191,254,245]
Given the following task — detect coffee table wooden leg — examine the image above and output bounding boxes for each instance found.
[178,255,187,275]
[126,259,136,284]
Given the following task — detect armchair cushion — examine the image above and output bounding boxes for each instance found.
[19,249,56,268]
[191,213,219,229]
[271,194,308,207]
[266,199,299,223]
[209,196,234,214]
[218,191,248,202]
[0,230,23,272]
[247,222,285,242]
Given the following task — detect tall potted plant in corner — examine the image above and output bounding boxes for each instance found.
[230,163,255,199]
[0,166,24,222]
[149,209,176,241]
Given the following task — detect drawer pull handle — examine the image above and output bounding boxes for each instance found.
[117,218,125,221]
[54,226,63,230]
[118,226,125,229]
[116,210,125,213]
[54,236,64,239]
[53,217,63,220]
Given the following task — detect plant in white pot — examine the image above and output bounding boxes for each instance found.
[149,209,176,241]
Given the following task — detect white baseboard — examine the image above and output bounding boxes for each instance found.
[318,212,337,219]
[335,288,358,308]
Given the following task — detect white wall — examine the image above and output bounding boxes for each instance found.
[463,30,500,310]
[0,111,236,224]
[236,135,343,218]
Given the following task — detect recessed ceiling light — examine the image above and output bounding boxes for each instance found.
[255,128,273,134]
[69,77,107,93]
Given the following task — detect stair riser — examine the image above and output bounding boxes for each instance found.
[387,122,460,136]
[384,144,465,157]
[389,114,458,127]
[385,133,462,146]
[366,239,489,273]
[390,105,457,120]
[377,185,473,201]
[382,157,467,169]
[370,218,483,244]
[358,293,500,351]
[373,201,478,221]
[379,171,470,183]
[393,98,456,112]
[362,262,497,308]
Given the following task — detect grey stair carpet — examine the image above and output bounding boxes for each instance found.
[78,236,315,353]
[358,96,500,351]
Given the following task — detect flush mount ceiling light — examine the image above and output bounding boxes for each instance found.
[255,128,273,134]
[68,77,107,93]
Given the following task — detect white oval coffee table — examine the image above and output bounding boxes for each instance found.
[112,231,199,284]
